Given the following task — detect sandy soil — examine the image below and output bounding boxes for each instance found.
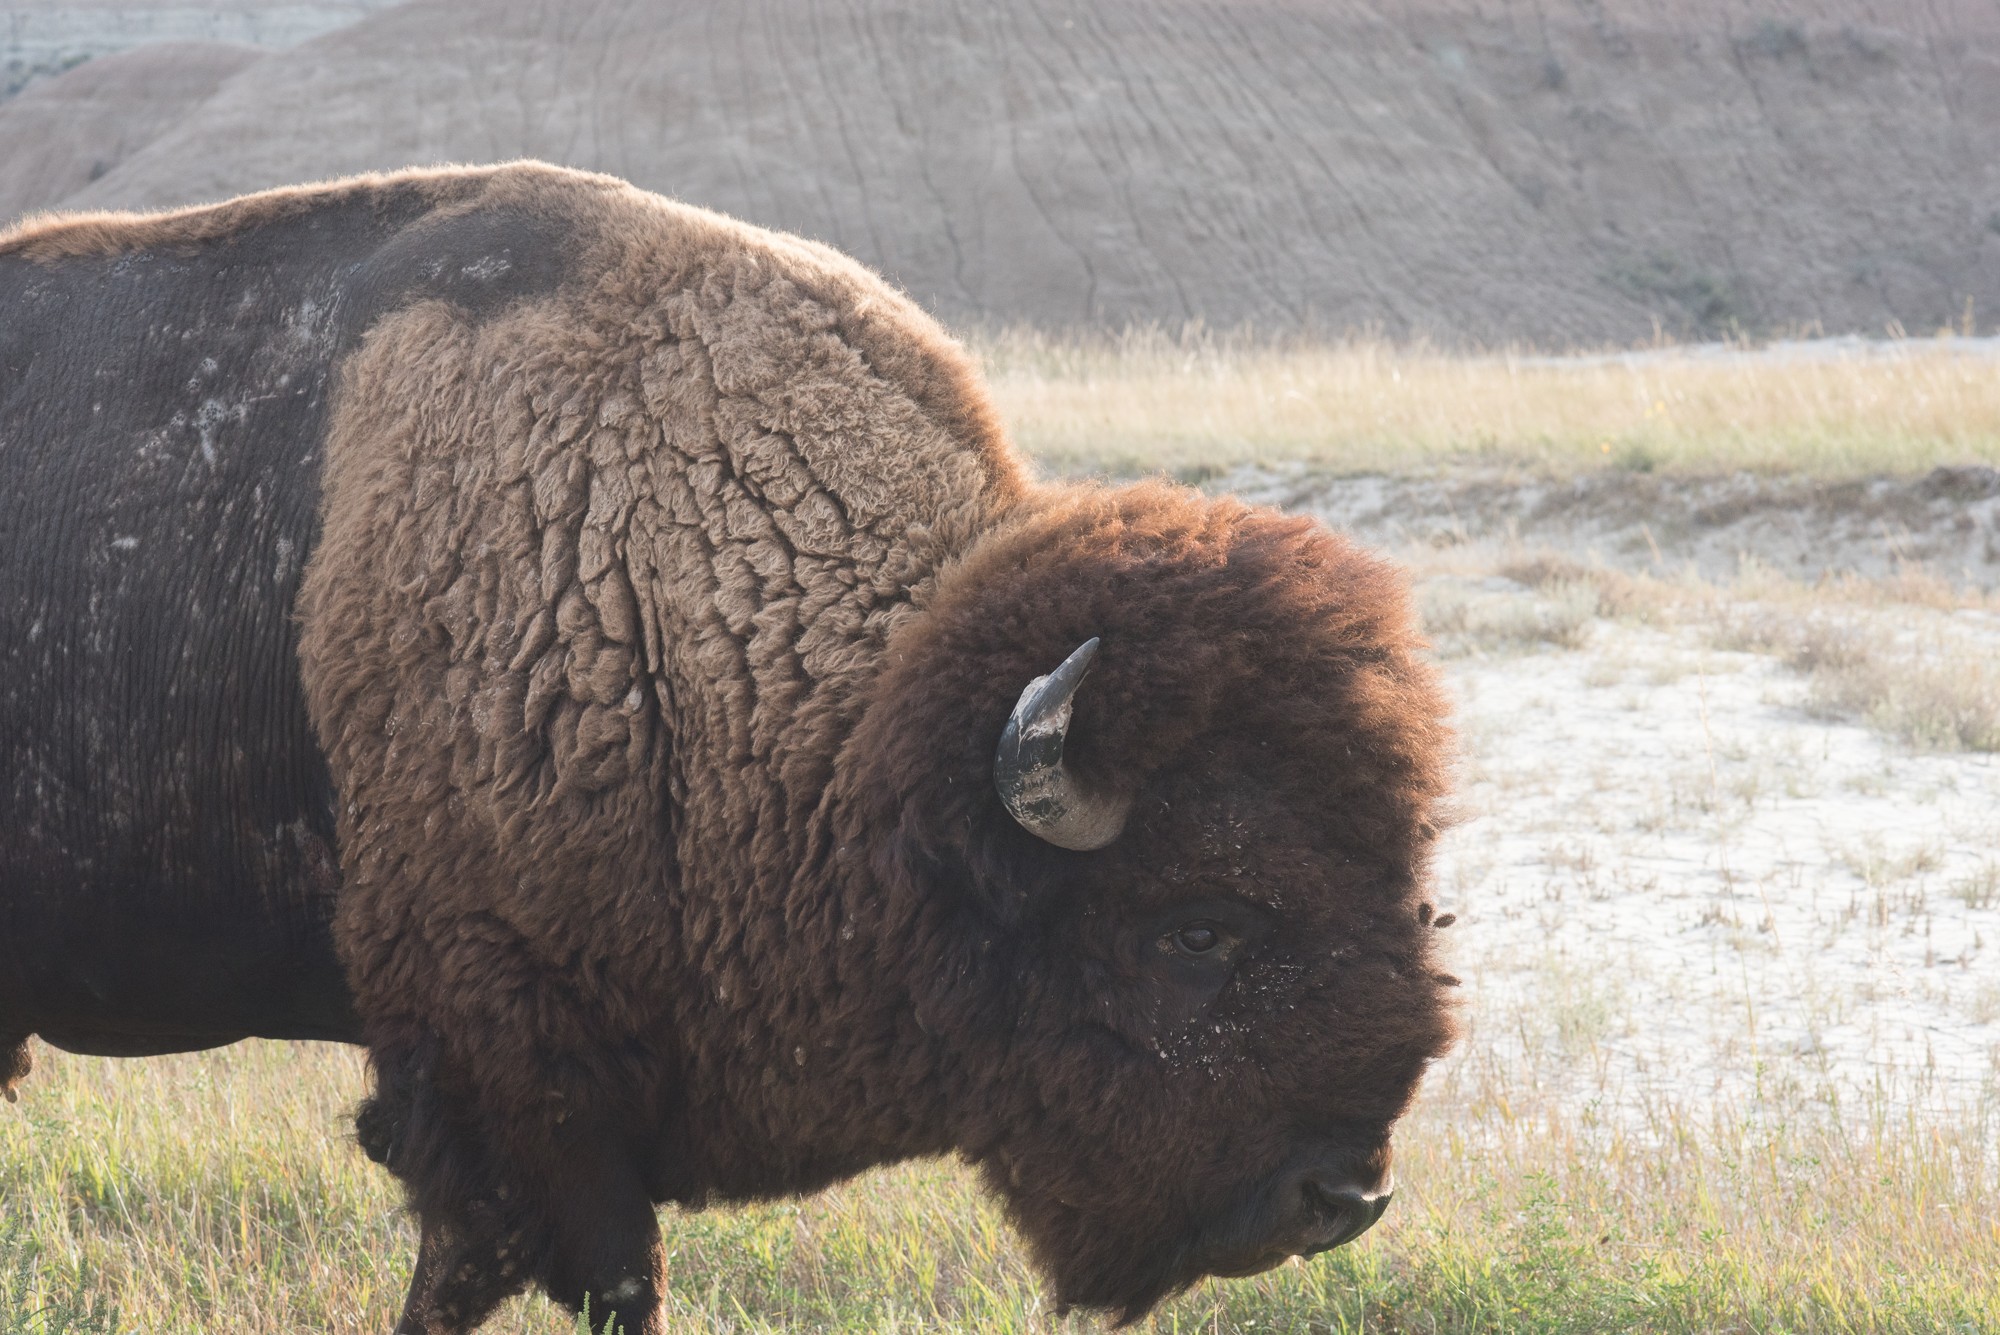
[1427,589,2000,1131]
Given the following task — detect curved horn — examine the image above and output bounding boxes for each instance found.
[993,638,1131,851]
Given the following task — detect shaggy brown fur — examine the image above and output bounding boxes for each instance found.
[11,162,1455,1333]
[841,487,1455,1311]
[299,164,1040,1327]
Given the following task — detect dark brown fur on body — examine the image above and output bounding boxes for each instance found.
[10,163,1454,1332]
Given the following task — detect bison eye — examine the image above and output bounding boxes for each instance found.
[1173,924,1220,956]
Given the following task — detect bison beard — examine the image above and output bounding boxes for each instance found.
[1,163,1456,1332]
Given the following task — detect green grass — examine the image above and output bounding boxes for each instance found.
[2,1040,1993,1333]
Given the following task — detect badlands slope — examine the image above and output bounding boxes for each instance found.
[2,0,1996,345]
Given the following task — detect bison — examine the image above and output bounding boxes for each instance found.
[0,162,1457,1333]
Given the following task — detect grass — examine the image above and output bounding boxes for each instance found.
[1955,865,2000,913]
[971,324,2000,480]
[1,1040,1994,1334]
[0,1045,409,1333]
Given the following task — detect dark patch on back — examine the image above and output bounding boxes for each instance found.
[334,206,573,341]
[0,175,576,1048]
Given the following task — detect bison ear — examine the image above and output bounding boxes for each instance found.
[993,638,1132,851]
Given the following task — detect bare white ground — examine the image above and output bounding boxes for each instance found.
[1428,590,2000,1134]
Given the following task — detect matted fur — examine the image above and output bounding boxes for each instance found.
[13,162,1454,1332]
[293,164,1041,1328]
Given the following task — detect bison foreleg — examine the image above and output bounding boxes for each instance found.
[366,1032,665,1333]
[530,1120,667,1335]
[393,1220,464,1335]
[391,1200,539,1334]
[366,1034,542,1333]
[395,1118,666,1335]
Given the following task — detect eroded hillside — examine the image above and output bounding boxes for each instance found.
[3,0,1997,345]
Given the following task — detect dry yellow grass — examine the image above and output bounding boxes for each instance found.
[973,326,2000,480]
[5,1036,1993,1334]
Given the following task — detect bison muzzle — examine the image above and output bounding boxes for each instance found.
[0,162,1458,1332]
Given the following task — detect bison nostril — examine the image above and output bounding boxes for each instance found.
[1300,1178,1394,1253]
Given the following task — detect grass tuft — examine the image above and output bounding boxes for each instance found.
[1811,651,2000,752]
[1953,864,2000,912]
[1419,580,1598,657]
[1485,550,2000,754]
[1,1216,118,1335]
[1705,602,2000,752]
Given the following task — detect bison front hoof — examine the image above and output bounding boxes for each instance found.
[575,1274,659,1335]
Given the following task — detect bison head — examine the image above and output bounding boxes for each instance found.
[831,482,1458,1321]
